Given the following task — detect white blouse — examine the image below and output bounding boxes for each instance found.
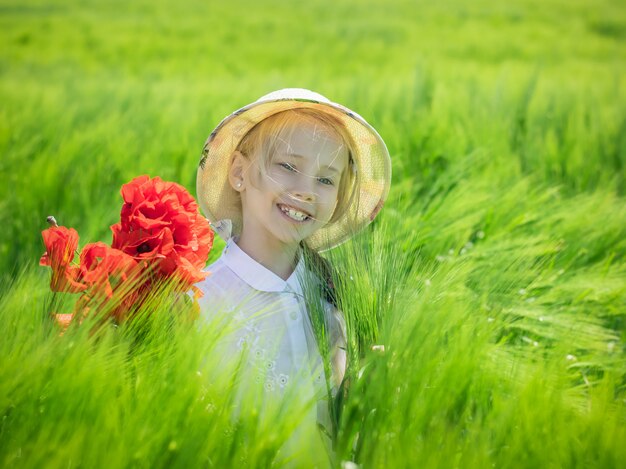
[195,238,346,445]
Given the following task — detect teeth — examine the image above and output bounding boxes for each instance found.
[279,205,308,221]
[289,209,306,221]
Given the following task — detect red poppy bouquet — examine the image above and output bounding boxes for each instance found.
[40,175,214,329]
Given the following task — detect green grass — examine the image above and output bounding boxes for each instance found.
[1,0,625,467]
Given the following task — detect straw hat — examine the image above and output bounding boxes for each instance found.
[196,88,391,251]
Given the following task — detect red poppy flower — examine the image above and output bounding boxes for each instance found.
[78,243,141,321]
[158,252,209,291]
[42,176,212,328]
[80,242,139,297]
[40,226,87,293]
[111,175,213,280]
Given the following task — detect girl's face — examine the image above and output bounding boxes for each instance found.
[235,121,349,251]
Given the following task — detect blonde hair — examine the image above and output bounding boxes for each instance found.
[235,108,360,225]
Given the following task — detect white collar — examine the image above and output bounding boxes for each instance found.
[221,238,305,293]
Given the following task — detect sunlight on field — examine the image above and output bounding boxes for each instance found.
[1,0,625,467]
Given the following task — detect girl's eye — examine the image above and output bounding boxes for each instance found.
[317,177,334,186]
[279,162,296,172]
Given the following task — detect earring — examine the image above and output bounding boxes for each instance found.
[236,182,242,188]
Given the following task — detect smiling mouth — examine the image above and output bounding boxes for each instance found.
[277,203,312,222]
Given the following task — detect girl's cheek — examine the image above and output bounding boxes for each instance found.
[267,169,294,190]
[322,184,340,199]
[265,173,283,190]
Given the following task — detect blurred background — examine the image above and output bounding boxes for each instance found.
[1,0,625,466]
[2,0,624,274]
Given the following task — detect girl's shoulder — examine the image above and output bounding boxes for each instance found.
[197,257,231,293]
[194,251,271,318]
[192,256,242,312]
[197,259,261,308]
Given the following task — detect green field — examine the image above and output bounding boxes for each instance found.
[1,0,626,467]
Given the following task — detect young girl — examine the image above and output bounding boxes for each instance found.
[195,88,391,464]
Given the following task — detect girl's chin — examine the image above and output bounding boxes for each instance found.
[270,226,313,247]
[274,231,309,247]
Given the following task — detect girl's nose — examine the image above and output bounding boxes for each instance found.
[290,176,317,203]
[291,189,316,203]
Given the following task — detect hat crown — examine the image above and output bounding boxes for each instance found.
[256,88,331,104]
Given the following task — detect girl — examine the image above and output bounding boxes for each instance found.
[195,88,391,464]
